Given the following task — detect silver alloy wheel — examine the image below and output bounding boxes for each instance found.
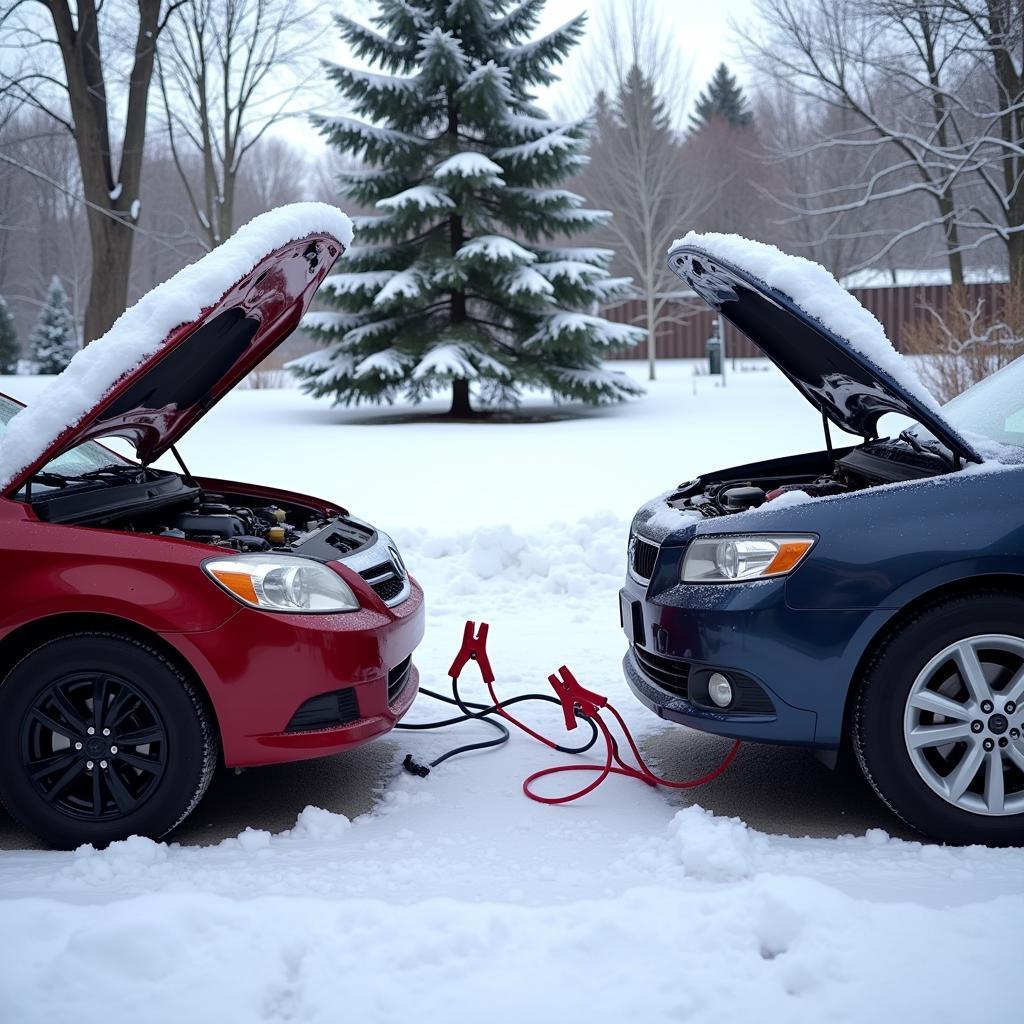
[904,634,1024,816]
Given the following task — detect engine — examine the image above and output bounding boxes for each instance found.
[147,492,375,557]
[664,438,951,519]
[664,474,850,518]
[24,464,377,558]
[157,499,312,552]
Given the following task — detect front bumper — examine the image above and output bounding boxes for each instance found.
[162,577,425,767]
[620,564,881,748]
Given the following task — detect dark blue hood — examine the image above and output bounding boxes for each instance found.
[667,243,983,463]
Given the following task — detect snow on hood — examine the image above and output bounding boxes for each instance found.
[0,203,353,491]
[671,232,942,415]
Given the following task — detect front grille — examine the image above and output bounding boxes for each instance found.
[633,645,690,698]
[359,560,406,603]
[285,687,361,732]
[631,536,660,580]
[387,656,413,704]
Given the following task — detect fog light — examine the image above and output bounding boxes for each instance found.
[708,672,734,708]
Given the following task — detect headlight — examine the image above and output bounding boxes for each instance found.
[682,534,816,583]
[203,554,360,612]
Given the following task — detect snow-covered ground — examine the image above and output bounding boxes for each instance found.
[0,361,1019,1023]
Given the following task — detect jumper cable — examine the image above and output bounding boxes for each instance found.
[397,620,740,804]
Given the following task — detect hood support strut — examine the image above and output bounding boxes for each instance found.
[170,444,198,488]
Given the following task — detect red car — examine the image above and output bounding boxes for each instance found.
[0,208,423,848]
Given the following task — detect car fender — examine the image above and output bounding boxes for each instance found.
[0,513,241,640]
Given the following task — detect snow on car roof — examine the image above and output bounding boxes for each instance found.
[671,232,941,414]
[0,202,353,491]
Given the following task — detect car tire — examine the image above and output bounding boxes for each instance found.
[853,591,1024,846]
[0,632,218,848]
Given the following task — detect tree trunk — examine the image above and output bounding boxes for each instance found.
[450,379,472,417]
[937,191,965,286]
[48,0,162,343]
[83,209,134,343]
[1008,232,1024,295]
[646,292,657,381]
[446,88,471,417]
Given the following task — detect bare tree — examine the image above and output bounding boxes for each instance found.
[155,0,316,249]
[576,0,715,381]
[753,83,929,278]
[1,1,182,342]
[936,0,1024,282]
[741,0,978,283]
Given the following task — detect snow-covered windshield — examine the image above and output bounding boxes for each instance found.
[935,355,1024,450]
[0,395,122,477]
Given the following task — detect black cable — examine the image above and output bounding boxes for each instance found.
[396,676,603,775]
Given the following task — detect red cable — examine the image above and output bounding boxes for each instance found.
[483,673,740,805]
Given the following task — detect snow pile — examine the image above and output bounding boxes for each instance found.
[666,806,768,881]
[393,514,626,598]
[0,203,353,490]
[673,232,941,413]
[1,882,1018,1022]
[2,803,1021,1022]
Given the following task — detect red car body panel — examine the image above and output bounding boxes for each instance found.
[0,224,425,778]
[0,473,425,767]
[162,584,423,767]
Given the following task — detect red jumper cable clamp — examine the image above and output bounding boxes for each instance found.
[547,666,606,731]
[448,620,495,684]
[400,621,740,803]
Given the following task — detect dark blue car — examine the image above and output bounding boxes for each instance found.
[622,238,1024,845]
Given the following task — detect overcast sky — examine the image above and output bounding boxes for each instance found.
[276,0,758,153]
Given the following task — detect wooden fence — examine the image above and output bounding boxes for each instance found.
[602,282,1005,360]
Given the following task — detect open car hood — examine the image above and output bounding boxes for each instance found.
[1,207,349,496]
[667,240,983,463]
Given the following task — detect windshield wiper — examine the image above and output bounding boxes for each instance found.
[899,429,955,471]
[899,429,925,455]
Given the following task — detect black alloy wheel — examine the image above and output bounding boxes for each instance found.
[21,670,168,821]
[0,632,217,848]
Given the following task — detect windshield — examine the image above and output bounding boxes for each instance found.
[937,356,1024,451]
[0,394,127,477]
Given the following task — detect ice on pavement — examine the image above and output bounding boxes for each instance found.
[0,202,353,491]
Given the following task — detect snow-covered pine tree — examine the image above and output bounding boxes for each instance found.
[0,296,18,374]
[292,0,645,415]
[29,276,77,374]
[689,63,753,132]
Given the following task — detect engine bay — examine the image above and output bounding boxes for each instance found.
[23,464,375,559]
[664,436,954,518]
